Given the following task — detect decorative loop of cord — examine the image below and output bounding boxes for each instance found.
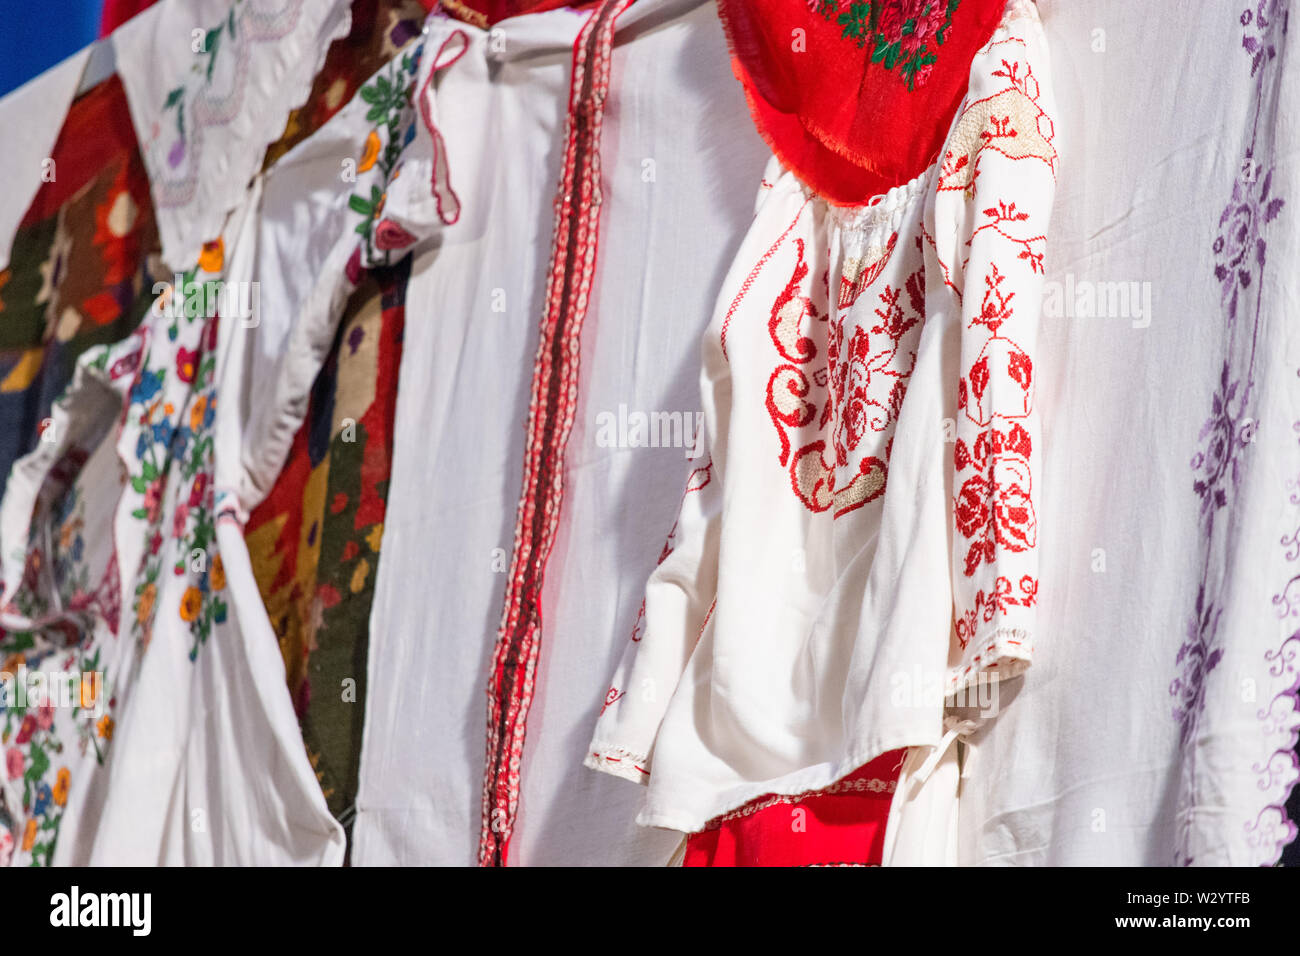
[417,28,470,226]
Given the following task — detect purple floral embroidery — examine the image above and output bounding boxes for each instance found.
[1171,586,1224,739]
[1266,417,1300,863]
[1243,0,1287,75]
[1213,166,1285,324]
[1190,364,1246,515]
[1274,421,1300,620]
[1172,0,1289,864]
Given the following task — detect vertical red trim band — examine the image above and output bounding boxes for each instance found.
[478,0,633,867]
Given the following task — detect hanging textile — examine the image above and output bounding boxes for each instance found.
[351,0,772,866]
[588,0,1055,837]
[111,0,353,272]
[952,0,1300,866]
[0,6,432,864]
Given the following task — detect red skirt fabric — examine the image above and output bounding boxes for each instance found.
[683,749,905,867]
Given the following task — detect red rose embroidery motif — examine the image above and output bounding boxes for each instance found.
[176,346,198,384]
[955,474,990,538]
[990,456,1036,551]
[954,429,1038,577]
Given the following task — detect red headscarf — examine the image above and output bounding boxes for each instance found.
[718,0,1008,204]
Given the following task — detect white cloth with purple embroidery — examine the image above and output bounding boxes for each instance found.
[951,0,1300,866]
[587,0,1057,834]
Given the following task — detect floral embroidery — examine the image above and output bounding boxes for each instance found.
[1170,0,1291,866]
[811,0,961,90]
[951,266,1037,640]
[0,631,113,866]
[934,13,1050,669]
[161,3,243,169]
[348,47,423,266]
[827,260,921,473]
[759,214,922,520]
[124,264,228,661]
[935,47,1057,197]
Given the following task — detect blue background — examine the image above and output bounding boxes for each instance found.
[0,0,107,99]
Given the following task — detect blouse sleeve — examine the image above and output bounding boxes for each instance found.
[929,0,1058,696]
[585,448,723,785]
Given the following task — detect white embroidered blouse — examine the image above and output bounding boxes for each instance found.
[587,0,1058,832]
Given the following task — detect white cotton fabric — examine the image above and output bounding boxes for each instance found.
[588,0,1057,833]
[955,0,1300,866]
[0,45,93,272]
[112,0,351,273]
[352,0,771,866]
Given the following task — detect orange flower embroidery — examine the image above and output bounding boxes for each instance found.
[211,554,226,591]
[198,238,224,273]
[22,818,36,851]
[179,586,203,623]
[53,767,70,807]
[79,673,100,709]
[96,715,114,740]
[190,395,208,432]
[358,130,381,173]
[137,582,157,624]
